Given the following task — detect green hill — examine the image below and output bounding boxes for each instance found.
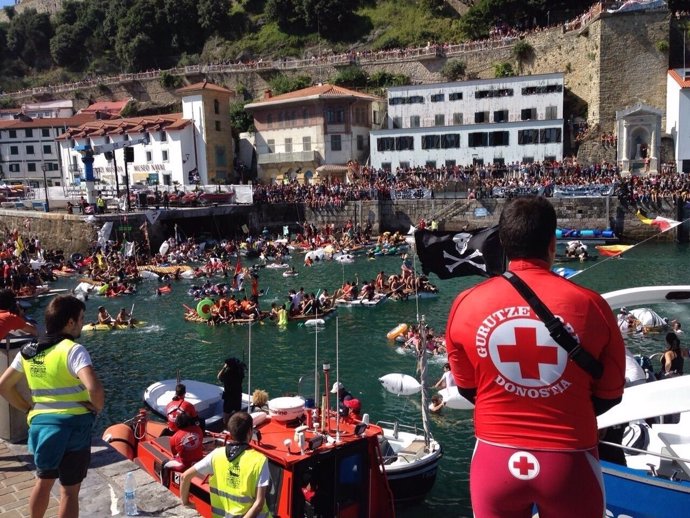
[0,0,600,93]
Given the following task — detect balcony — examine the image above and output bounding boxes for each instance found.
[257,150,319,165]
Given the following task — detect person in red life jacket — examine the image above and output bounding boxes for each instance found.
[445,196,626,518]
[166,412,204,472]
[0,289,38,340]
[165,383,198,434]
[343,398,362,421]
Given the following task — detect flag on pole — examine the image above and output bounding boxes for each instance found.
[636,210,681,232]
[596,244,634,257]
[414,226,504,279]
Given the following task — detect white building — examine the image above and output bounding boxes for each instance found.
[0,113,96,187]
[57,82,236,189]
[245,83,384,183]
[0,100,75,120]
[57,114,195,189]
[370,73,565,170]
[666,68,690,173]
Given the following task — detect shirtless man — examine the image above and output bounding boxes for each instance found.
[115,307,136,328]
[97,306,114,328]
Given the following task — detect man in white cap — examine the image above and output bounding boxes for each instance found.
[330,381,353,417]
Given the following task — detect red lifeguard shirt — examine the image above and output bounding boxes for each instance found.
[170,424,204,466]
[165,397,198,432]
[446,259,625,450]
[0,311,26,340]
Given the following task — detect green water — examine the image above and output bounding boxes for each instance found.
[28,242,690,518]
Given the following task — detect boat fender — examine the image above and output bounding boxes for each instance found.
[196,298,214,320]
[102,424,136,460]
[379,373,422,396]
[386,323,408,340]
[71,252,84,263]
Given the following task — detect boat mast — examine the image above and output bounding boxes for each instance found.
[418,316,431,448]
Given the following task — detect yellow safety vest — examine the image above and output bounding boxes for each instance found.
[209,448,271,518]
[277,309,288,326]
[96,197,105,208]
[21,338,90,423]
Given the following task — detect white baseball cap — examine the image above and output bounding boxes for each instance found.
[331,381,343,393]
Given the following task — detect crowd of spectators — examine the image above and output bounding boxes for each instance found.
[251,158,689,215]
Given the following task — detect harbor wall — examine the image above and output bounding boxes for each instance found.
[0,198,679,256]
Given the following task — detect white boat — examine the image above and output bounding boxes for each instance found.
[143,378,250,432]
[378,318,444,504]
[597,285,690,518]
[335,293,387,307]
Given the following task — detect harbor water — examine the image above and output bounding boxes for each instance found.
[23,241,690,518]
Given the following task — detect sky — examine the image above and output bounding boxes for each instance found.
[0,1,17,7]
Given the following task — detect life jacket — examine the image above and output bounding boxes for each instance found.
[209,444,271,518]
[21,338,90,423]
[277,308,288,326]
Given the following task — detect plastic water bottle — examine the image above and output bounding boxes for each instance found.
[124,471,139,516]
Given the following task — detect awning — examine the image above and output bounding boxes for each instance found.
[316,165,349,174]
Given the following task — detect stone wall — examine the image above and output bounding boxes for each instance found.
[0,196,680,256]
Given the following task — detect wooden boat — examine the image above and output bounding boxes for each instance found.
[138,264,193,275]
[288,307,336,321]
[102,383,397,518]
[183,311,270,325]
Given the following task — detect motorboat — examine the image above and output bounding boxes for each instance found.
[377,320,444,504]
[103,377,397,518]
[597,285,690,518]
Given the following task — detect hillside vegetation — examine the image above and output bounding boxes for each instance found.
[0,0,604,94]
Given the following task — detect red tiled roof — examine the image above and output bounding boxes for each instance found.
[0,113,97,130]
[246,83,381,109]
[176,81,234,95]
[81,100,131,115]
[669,69,690,88]
[56,113,192,140]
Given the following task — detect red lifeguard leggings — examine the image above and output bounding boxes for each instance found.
[470,440,604,518]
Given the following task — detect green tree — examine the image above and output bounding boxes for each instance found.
[441,59,467,81]
[164,0,203,53]
[493,62,515,78]
[299,0,359,34]
[115,0,168,71]
[268,74,311,95]
[7,9,53,69]
[265,0,301,31]
[198,0,230,37]
[50,23,89,69]
[332,66,368,88]
[512,40,534,73]
[230,100,255,133]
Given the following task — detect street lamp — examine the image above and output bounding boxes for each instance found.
[40,163,50,212]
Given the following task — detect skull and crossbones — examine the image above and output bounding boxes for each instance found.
[443,232,486,273]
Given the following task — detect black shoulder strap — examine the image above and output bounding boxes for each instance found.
[502,271,603,379]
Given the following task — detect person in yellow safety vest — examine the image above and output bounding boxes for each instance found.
[180,411,272,518]
[430,219,439,231]
[277,304,288,326]
[0,295,104,518]
[96,194,106,214]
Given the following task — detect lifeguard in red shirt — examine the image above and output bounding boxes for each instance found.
[166,412,204,471]
[446,197,625,518]
[165,383,198,433]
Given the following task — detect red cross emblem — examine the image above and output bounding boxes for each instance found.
[497,326,559,380]
[508,451,540,480]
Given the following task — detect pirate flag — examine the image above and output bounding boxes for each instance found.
[414,226,504,279]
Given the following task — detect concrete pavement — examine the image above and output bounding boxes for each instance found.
[0,438,199,517]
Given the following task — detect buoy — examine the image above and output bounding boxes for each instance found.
[379,373,422,396]
[196,298,214,319]
[305,319,325,327]
[102,424,136,460]
[386,323,408,340]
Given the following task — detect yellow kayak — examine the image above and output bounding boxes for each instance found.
[81,321,147,331]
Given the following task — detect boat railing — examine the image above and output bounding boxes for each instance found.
[376,420,424,437]
[600,439,690,480]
